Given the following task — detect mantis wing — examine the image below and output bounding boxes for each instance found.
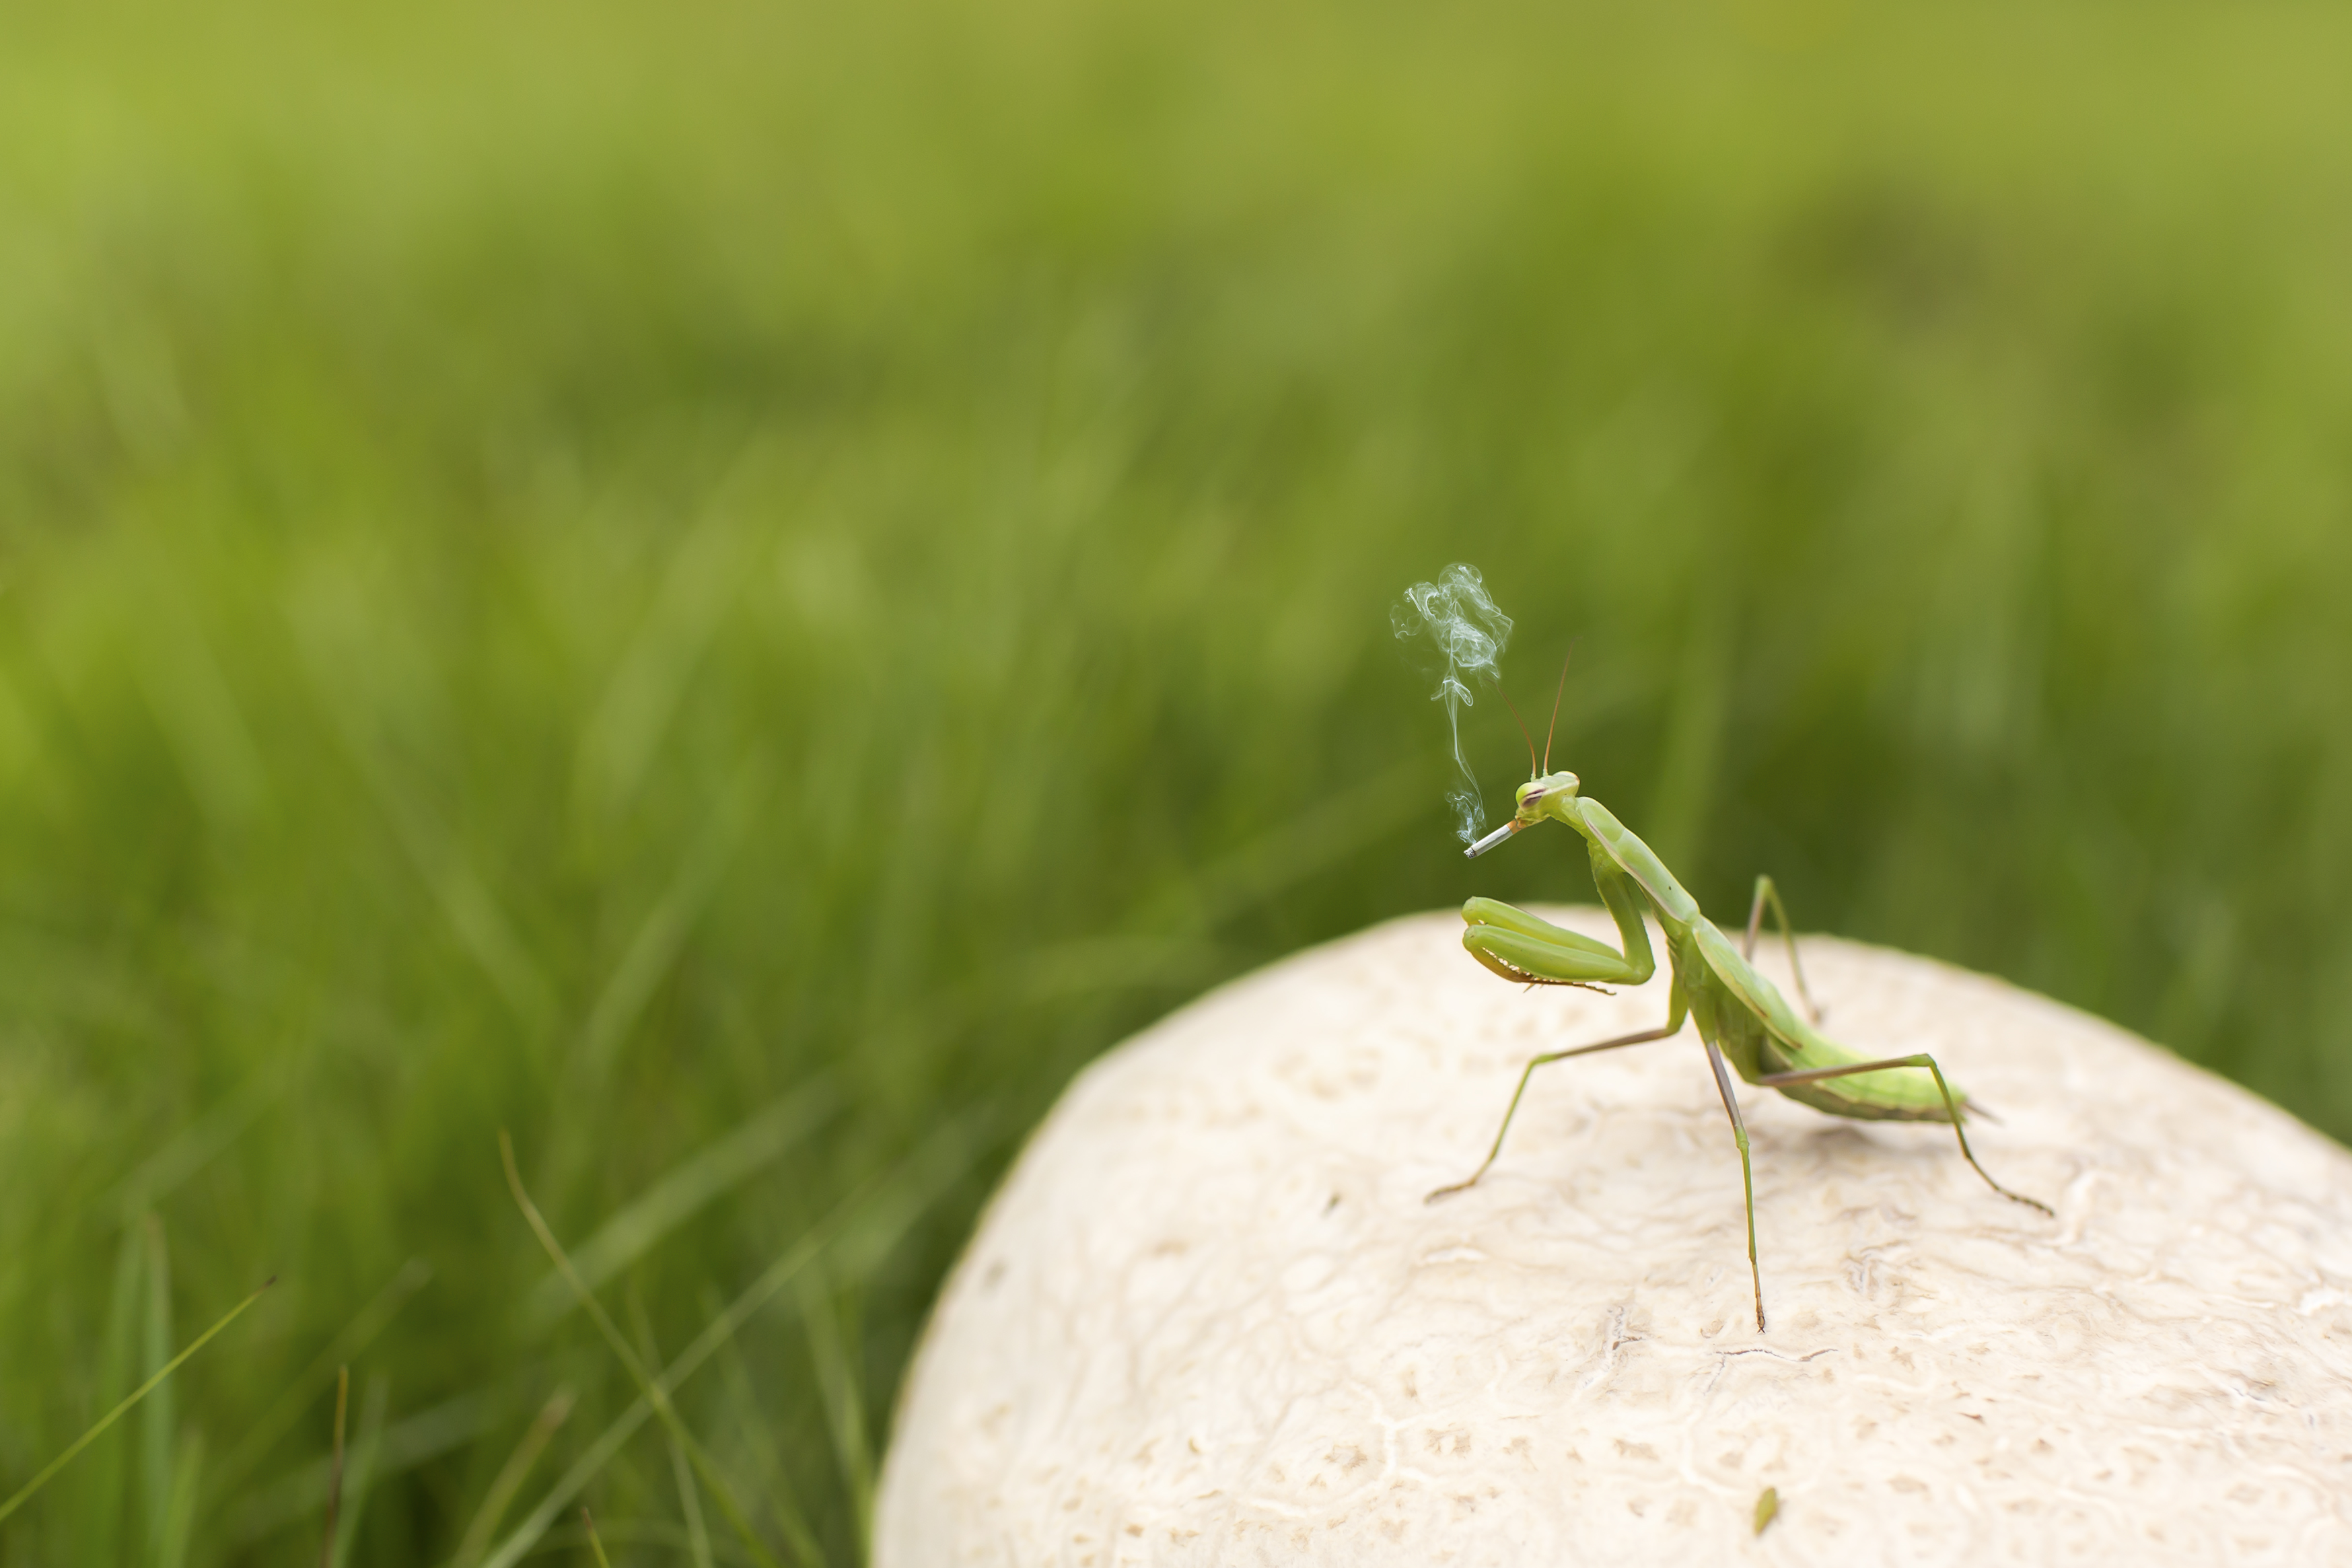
[1691,920,1950,1118]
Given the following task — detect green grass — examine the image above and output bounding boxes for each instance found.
[4,0,2352,1560]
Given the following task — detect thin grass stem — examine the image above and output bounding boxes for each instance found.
[326,1376,388,1568]
[316,1367,348,1568]
[704,1285,823,1568]
[580,1508,615,1568]
[476,1110,988,1568]
[794,1267,874,1559]
[499,1131,780,1568]
[451,1388,573,1568]
[0,1279,272,1529]
[213,1256,431,1503]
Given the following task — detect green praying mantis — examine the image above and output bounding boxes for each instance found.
[1425,680,2051,1334]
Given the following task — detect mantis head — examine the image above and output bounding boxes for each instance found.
[1463,771,1579,858]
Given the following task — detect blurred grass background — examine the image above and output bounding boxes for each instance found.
[4,0,2352,1560]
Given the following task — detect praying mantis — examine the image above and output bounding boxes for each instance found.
[1424,687,2051,1333]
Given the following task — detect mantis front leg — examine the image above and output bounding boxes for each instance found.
[1460,839,1662,990]
[1435,852,1679,1201]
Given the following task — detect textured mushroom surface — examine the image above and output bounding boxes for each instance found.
[876,908,2352,1565]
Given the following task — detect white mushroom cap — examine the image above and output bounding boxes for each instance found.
[876,908,2352,1565]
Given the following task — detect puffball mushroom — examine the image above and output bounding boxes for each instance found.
[876,908,2352,1565]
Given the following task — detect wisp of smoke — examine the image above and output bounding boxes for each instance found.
[1392,563,1514,843]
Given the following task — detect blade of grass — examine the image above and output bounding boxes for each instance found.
[703,1285,822,1568]
[326,1376,388,1568]
[499,1131,779,1568]
[317,1367,348,1568]
[476,1109,992,1568]
[627,1295,713,1568]
[524,1082,838,1326]
[156,1433,202,1568]
[1156,756,1431,931]
[0,1279,272,1528]
[230,1387,503,1544]
[141,1217,176,1565]
[667,1434,715,1568]
[574,486,765,832]
[73,1225,145,1559]
[451,1388,574,1568]
[106,1074,286,1225]
[826,1110,1002,1287]
[575,759,767,1083]
[212,1256,432,1502]
[793,1266,871,1560]
[579,1507,615,1568]
[291,610,555,1037]
[534,1516,761,1564]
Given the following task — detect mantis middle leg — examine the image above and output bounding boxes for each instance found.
[1742,875,1822,1024]
[1753,1053,2053,1216]
[1425,1012,1686,1203]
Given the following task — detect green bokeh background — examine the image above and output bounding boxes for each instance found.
[5,0,2351,1561]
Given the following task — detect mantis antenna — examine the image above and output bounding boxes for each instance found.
[1498,683,1540,779]
[1542,643,1575,776]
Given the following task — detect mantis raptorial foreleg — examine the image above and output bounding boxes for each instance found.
[1742,875,1822,1024]
[1752,1053,2054,1216]
[1425,1016,1684,1203]
[1701,1040,1767,1331]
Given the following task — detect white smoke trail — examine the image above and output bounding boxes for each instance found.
[1392,563,1514,843]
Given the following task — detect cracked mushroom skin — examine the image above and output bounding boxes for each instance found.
[876,908,2352,1565]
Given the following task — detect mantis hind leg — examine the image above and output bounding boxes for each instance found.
[1753,1053,2053,1216]
[1701,1040,1769,1333]
[1425,1015,1682,1203]
[1742,876,1822,1024]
